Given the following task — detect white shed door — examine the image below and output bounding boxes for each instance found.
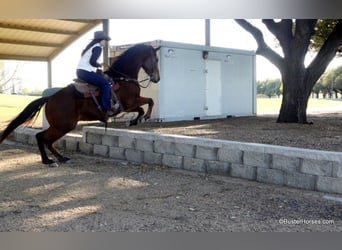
[205,60,222,116]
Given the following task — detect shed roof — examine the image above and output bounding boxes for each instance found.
[0,19,103,61]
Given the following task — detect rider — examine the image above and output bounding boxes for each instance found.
[76,30,120,116]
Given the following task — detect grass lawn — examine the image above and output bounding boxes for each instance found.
[257,98,342,114]
[0,94,341,128]
[0,94,43,127]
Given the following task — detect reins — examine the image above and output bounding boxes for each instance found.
[106,68,153,88]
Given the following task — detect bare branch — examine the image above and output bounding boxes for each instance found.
[235,19,284,70]
[262,19,293,55]
[306,19,342,85]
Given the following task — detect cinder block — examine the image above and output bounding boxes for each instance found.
[154,140,174,154]
[118,136,135,149]
[143,151,162,165]
[109,147,126,160]
[183,157,206,172]
[17,128,38,143]
[102,135,119,147]
[94,144,108,157]
[162,154,183,169]
[301,159,333,176]
[257,168,285,185]
[54,139,65,150]
[317,176,342,194]
[217,147,242,163]
[207,161,230,176]
[136,139,154,152]
[195,146,218,160]
[174,143,195,157]
[79,142,93,155]
[272,154,300,172]
[332,162,342,178]
[28,134,37,146]
[284,172,316,190]
[125,149,143,163]
[86,133,102,145]
[243,151,270,168]
[15,132,29,144]
[230,164,257,180]
[65,138,79,151]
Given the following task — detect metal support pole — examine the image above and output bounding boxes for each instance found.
[205,19,211,46]
[47,60,52,88]
[102,19,110,70]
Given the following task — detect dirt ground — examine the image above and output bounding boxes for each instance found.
[1,112,342,232]
[1,142,342,232]
[91,112,342,152]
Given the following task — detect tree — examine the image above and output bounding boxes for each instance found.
[319,65,342,98]
[0,61,24,94]
[257,78,282,98]
[312,78,324,98]
[235,19,342,123]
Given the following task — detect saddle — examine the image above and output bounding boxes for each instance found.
[71,79,120,98]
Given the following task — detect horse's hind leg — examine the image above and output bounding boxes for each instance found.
[36,127,72,166]
[36,130,55,165]
[46,141,70,163]
[45,127,73,163]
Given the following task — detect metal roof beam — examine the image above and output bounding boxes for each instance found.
[48,19,103,60]
[0,22,79,35]
[60,19,100,24]
[0,38,62,48]
[0,53,48,61]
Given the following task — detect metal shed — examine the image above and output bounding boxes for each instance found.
[111,40,256,122]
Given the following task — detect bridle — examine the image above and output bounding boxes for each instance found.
[104,49,158,88]
[105,68,152,88]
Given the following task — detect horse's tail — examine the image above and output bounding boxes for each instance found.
[0,97,49,143]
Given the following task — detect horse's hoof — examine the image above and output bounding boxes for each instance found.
[49,162,59,168]
[59,157,71,163]
[43,158,54,165]
[129,121,138,126]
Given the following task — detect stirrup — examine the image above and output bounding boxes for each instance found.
[112,103,120,111]
[107,110,115,116]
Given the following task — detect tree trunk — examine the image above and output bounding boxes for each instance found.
[277,87,310,123]
[277,68,311,123]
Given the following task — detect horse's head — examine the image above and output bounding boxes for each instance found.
[107,44,161,83]
[141,46,161,83]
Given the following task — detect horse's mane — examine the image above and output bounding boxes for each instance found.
[107,44,151,76]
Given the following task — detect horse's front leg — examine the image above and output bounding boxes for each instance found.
[129,96,154,121]
[128,107,145,126]
[143,97,154,121]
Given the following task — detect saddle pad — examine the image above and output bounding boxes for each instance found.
[72,81,100,98]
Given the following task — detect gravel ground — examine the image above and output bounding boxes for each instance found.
[1,112,342,231]
[1,142,342,232]
[102,112,342,152]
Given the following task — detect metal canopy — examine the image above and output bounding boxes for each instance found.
[0,19,103,61]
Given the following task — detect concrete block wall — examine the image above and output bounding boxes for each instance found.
[13,126,342,195]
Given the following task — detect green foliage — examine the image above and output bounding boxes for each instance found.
[310,19,342,55]
[315,65,342,97]
[312,66,342,98]
[257,78,282,98]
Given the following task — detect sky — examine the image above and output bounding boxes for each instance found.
[4,19,342,91]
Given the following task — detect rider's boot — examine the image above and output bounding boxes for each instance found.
[109,97,123,116]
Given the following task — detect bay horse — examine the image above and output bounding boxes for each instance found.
[0,44,160,167]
